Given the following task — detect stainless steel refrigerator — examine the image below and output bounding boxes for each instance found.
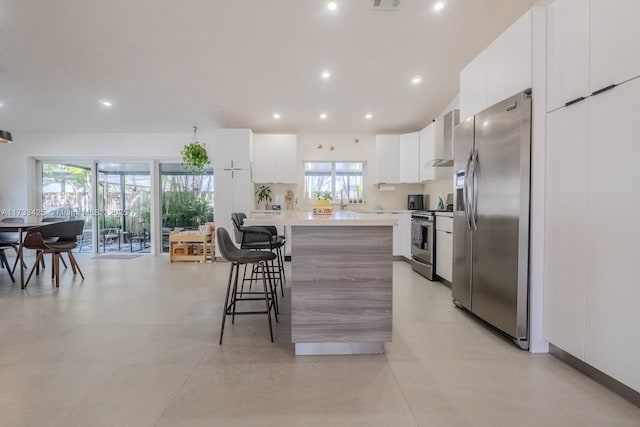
[452,89,531,350]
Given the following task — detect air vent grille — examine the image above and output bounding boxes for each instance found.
[372,0,400,10]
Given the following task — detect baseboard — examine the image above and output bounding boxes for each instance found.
[549,343,640,407]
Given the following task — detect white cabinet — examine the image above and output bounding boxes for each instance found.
[419,122,436,181]
[435,216,453,282]
[546,0,590,112]
[460,10,532,120]
[590,0,640,94]
[547,0,640,112]
[460,50,488,121]
[252,134,298,184]
[585,78,640,391]
[543,101,589,359]
[543,75,640,391]
[392,212,411,259]
[486,10,532,108]
[375,135,400,183]
[213,129,254,245]
[399,132,420,183]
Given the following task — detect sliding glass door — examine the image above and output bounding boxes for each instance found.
[97,163,151,253]
[40,161,93,252]
[159,163,214,252]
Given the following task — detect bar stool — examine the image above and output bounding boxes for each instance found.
[217,227,278,344]
[231,212,286,297]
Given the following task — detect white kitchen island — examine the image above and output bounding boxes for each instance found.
[245,211,395,355]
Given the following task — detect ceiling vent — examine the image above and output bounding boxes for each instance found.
[372,0,400,10]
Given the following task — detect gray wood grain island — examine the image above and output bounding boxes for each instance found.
[245,211,395,355]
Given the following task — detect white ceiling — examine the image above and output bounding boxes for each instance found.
[0,0,537,134]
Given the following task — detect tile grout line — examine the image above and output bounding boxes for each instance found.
[151,342,216,427]
[385,355,421,427]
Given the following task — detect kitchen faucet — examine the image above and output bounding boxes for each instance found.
[340,190,348,210]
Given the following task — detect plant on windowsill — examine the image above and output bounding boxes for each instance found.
[256,185,273,210]
[181,125,210,174]
[312,191,332,208]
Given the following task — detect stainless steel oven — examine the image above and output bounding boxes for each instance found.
[411,211,435,280]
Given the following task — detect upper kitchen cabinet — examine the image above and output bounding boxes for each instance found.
[252,134,298,184]
[547,0,640,111]
[460,10,532,120]
[399,132,420,183]
[419,122,436,181]
[487,10,532,108]
[590,0,640,93]
[375,135,400,183]
[420,111,458,182]
[460,50,488,121]
[546,0,590,112]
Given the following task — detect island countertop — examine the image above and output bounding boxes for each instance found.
[245,210,396,227]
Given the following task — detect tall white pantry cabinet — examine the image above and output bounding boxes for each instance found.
[213,129,254,245]
[544,0,640,392]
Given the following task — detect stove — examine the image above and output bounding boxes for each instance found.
[410,211,436,280]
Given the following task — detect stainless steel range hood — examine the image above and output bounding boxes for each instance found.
[429,109,459,167]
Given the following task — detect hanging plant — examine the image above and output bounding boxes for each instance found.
[182,125,210,173]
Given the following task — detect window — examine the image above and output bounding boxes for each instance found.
[304,161,365,202]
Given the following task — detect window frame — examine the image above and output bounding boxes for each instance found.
[303,160,366,203]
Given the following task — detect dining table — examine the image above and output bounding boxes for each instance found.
[0,221,47,288]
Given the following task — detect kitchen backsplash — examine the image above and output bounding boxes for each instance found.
[423,179,455,210]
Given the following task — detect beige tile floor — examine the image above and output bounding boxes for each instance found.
[0,254,638,427]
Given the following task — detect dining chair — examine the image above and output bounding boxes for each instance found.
[38,217,69,269]
[0,244,16,282]
[23,220,85,287]
[0,217,25,273]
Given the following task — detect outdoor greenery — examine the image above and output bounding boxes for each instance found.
[161,175,213,229]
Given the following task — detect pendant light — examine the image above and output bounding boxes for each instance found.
[0,130,13,143]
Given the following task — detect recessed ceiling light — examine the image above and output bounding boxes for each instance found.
[327,1,338,11]
[273,112,281,119]
[411,76,422,84]
[365,113,373,119]
[321,70,331,79]
[0,102,4,108]
[434,1,445,11]
[320,113,327,119]
[100,100,113,107]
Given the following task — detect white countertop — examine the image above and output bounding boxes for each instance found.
[245,210,396,227]
[434,211,454,218]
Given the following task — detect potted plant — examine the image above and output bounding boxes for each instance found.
[312,190,332,208]
[181,126,210,174]
[256,185,273,209]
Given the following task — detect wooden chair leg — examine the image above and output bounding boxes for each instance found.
[68,252,84,280]
[54,253,60,287]
[25,252,44,287]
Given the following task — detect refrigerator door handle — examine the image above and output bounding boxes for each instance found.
[463,151,473,229]
[470,148,479,231]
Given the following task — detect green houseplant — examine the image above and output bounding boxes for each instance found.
[181,141,210,174]
[312,191,332,207]
[256,185,273,209]
[181,126,210,174]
